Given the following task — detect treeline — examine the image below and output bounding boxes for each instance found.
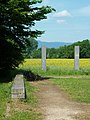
[31,39,90,58]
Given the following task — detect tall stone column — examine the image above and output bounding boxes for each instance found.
[42,46,46,71]
[74,46,79,70]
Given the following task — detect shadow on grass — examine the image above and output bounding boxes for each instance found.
[23,70,50,81]
[0,69,50,83]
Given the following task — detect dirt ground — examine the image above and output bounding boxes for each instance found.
[31,80,90,120]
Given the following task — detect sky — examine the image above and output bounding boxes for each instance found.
[33,0,90,43]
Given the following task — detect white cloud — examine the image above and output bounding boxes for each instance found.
[57,20,66,24]
[53,10,71,17]
[78,6,90,16]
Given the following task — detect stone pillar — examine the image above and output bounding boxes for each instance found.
[74,46,79,70]
[42,46,46,71]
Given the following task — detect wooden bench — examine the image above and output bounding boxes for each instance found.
[11,74,25,99]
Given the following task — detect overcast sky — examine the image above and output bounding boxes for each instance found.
[33,0,90,43]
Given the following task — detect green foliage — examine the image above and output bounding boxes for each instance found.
[25,37,38,58]
[51,78,90,103]
[32,48,41,58]
[0,39,24,76]
[32,39,90,58]
[67,39,90,58]
[0,0,55,76]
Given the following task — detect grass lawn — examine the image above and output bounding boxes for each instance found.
[51,78,90,103]
[0,82,11,120]
[9,111,42,120]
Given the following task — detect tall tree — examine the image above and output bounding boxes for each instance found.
[25,37,38,58]
[0,0,55,75]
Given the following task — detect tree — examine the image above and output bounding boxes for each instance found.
[25,37,38,58]
[32,48,41,58]
[79,39,90,58]
[0,0,55,75]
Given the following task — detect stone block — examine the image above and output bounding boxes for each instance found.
[11,74,25,99]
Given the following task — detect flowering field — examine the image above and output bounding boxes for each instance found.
[19,59,90,76]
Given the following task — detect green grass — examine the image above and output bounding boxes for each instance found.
[0,82,12,120]
[19,66,90,77]
[19,64,90,76]
[9,111,42,120]
[51,78,90,103]
[23,80,39,106]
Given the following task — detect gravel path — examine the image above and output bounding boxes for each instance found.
[31,80,90,120]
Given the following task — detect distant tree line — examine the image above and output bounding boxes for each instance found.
[30,39,90,58]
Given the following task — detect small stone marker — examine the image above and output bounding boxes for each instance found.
[74,46,79,70]
[42,46,46,71]
[11,74,25,99]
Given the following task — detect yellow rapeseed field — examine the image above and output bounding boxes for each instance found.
[19,59,90,75]
[20,58,90,68]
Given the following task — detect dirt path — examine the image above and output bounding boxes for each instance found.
[31,80,90,120]
[47,75,90,79]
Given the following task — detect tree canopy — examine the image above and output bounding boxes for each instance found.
[0,0,55,75]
